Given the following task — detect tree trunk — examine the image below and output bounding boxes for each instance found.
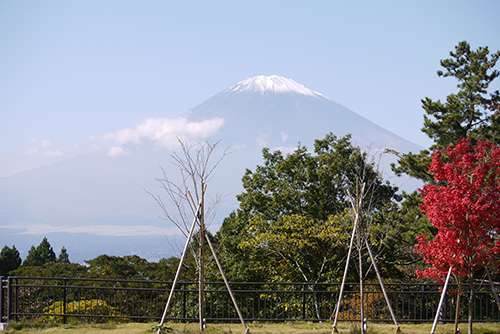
[454,276,463,334]
[310,285,321,320]
[468,273,475,334]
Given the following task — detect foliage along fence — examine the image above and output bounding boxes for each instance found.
[1,276,500,324]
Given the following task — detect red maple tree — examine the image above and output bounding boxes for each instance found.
[415,138,500,281]
[415,138,500,332]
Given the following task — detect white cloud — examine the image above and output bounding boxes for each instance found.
[108,146,128,156]
[256,137,267,146]
[91,116,225,156]
[271,146,297,155]
[0,223,182,237]
[44,150,63,157]
[24,139,67,157]
[280,131,288,143]
[24,147,39,155]
[256,131,270,146]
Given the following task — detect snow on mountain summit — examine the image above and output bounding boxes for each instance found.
[227,75,327,98]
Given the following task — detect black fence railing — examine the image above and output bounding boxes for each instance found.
[1,276,499,323]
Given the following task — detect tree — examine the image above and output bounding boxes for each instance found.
[10,261,88,278]
[23,237,57,267]
[415,138,500,334]
[380,191,436,279]
[148,139,245,333]
[423,42,500,147]
[393,41,500,182]
[8,253,180,281]
[85,255,141,279]
[211,211,272,283]
[0,245,22,276]
[389,42,500,281]
[57,247,70,263]
[237,133,397,221]
[241,213,351,283]
[217,134,401,284]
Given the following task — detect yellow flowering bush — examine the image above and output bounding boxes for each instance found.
[40,299,128,323]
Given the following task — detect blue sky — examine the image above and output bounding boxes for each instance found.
[1,0,500,177]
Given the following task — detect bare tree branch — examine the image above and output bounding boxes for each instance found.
[146,138,231,261]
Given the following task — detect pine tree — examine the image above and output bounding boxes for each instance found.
[57,247,70,263]
[23,237,57,267]
[0,245,22,276]
[393,41,500,181]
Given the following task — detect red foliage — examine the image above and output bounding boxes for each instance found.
[415,138,500,282]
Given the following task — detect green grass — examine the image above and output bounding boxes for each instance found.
[2,321,500,334]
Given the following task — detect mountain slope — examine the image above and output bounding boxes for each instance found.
[0,75,423,263]
[184,75,421,154]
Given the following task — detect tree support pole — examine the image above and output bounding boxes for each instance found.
[199,183,205,332]
[485,267,500,312]
[334,182,398,333]
[430,266,453,334]
[357,207,364,334]
[361,226,400,333]
[187,189,249,334]
[157,198,203,334]
[204,230,250,333]
[333,183,365,334]
[332,210,359,333]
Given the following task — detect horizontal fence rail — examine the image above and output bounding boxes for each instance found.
[1,276,499,324]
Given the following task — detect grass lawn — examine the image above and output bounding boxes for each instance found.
[2,321,500,334]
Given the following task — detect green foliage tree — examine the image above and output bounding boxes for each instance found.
[23,237,57,267]
[85,255,144,279]
[238,133,397,220]
[380,191,436,279]
[393,41,500,181]
[10,261,89,278]
[217,133,401,283]
[240,213,351,283]
[0,245,22,276]
[84,254,182,281]
[57,246,70,263]
[212,211,272,282]
[9,253,181,281]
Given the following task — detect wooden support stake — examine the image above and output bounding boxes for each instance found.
[157,197,203,334]
[204,228,250,333]
[431,266,453,334]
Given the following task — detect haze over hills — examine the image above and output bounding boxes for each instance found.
[0,75,423,264]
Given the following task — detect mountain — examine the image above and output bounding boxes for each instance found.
[184,75,421,154]
[0,75,423,264]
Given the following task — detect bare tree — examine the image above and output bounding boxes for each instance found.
[149,139,228,234]
[332,145,401,334]
[147,138,248,334]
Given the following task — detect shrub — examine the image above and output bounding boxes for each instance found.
[39,299,129,323]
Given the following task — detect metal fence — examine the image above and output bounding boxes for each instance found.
[1,276,499,324]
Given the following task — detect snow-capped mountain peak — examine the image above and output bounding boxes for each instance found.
[227,75,326,98]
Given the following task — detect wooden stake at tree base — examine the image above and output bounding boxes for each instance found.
[332,181,400,334]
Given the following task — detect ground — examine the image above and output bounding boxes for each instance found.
[2,321,500,334]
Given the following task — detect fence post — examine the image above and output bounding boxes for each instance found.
[0,276,4,323]
[302,284,306,320]
[183,283,187,322]
[7,277,12,322]
[63,278,67,324]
